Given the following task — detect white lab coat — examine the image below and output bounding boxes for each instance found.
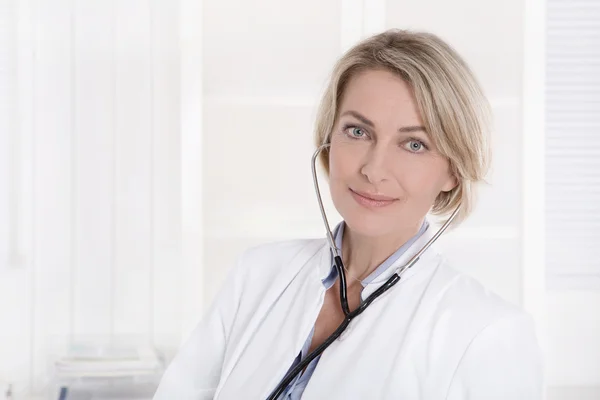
[154,226,544,399]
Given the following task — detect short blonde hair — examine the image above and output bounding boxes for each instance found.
[314,29,491,225]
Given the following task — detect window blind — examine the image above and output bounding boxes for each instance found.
[546,0,600,287]
[0,0,11,269]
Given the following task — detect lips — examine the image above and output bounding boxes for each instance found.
[351,189,396,201]
[349,188,398,208]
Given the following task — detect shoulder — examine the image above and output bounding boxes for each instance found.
[426,255,530,329]
[234,237,327,281]
[241,237,325,261]
[239,237,326,267]
[437,258,544,397]
[433,257,526,323]
[423,256,543,397]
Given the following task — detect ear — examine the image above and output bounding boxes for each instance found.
[441,174,458,193]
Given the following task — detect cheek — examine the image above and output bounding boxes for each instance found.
[394,159,451,200]
[328,140,357,179]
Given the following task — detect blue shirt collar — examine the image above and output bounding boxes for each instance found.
[323,220,429,288]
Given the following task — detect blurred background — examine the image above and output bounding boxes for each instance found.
[0,0,598,398]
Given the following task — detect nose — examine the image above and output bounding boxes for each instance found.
[360,143,391,184]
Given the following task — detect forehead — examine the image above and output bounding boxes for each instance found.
[338,69,424,126]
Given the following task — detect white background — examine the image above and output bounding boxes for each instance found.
[0,0,598,398]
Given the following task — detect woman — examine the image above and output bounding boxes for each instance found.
[154,30,543,399]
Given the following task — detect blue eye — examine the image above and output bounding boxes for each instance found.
[341,124,369,140]
[350,127,365,138]
[405,140,425,153]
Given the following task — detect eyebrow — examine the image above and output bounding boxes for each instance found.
[340,110,427,134]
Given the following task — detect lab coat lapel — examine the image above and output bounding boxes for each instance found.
[215,239,330,399]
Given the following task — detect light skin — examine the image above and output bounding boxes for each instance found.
[308,68,456,354]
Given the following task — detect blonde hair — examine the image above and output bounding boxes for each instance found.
[314,29,491,225]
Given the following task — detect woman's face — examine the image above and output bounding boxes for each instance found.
[328,68,456,238]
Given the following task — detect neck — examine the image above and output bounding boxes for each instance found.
[341,219,424,282]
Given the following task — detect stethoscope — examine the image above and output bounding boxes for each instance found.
[265,143,460,400]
